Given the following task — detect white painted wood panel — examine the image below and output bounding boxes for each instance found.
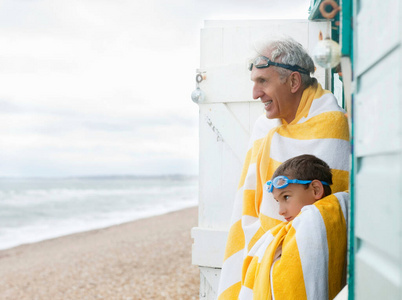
[198,104,228,230]
[198,101,263,230]
[355,49,400,156]
[198,64,253,103]
[198,267,221,299]
[355,242,400,299]
[353,0,402,298]
[355,154,401,259]
[200,27,223,69]
[192,228,228,268]
[355,0,399,76]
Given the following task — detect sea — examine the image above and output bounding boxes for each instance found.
[0,175,198,250]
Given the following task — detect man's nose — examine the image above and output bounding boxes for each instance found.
[252,84,263,100]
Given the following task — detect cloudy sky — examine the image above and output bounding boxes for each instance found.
[0,0,310,178]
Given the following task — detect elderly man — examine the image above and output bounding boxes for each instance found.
[217,38,350,299]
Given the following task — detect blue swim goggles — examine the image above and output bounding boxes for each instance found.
[265,175,330,193]
[248,56,310,75]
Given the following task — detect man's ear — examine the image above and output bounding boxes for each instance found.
[310,180,325,200]
[289,72,302,93]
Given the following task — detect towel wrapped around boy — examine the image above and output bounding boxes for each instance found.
[217,83,350,300]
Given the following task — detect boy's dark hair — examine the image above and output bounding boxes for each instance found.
[272,154,333,196]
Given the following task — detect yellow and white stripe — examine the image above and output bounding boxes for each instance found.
[218,83,350,299]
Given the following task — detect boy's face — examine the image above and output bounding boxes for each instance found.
[272,183,317,222]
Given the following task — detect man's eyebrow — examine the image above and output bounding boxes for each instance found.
[251,75,266,82]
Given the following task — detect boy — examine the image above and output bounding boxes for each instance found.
[265,154,333,222]
[234,154,347,299]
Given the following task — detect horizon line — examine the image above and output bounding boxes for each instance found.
[0,174,198,180]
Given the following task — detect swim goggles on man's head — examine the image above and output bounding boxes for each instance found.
[248,55,310,75]
[265,175,329,193]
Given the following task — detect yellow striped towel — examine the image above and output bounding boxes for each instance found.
[218,83,350,299]
[241,192,348,299]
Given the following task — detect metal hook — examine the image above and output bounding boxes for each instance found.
[196,74,203,84]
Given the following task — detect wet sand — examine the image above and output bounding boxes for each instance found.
[0,207,199,300]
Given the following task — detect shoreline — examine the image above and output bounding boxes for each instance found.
[0,206,200,299]
[0,204,198,252]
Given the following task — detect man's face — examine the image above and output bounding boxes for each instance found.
[272,183,316,222]
[251,64,297,123]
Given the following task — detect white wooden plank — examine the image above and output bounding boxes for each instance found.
[355,241,400,299]
[204,19,308,29]
[198,107,225,228]
[227,102,262,134]
[191,228,228,268]
[201,103,250,162]
[248,20,309,50]
[198,103,249,229]
[200,27,223,69]
[199,267,222,300]
[355,49,400,156]
[355,153,401,260]
[210,19,310,67]
[355,0,399,75]
[249,102,265,132]
[222,26,255,66]
[199,64,253,103]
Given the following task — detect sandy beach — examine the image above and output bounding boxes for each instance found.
[0,207,200,300]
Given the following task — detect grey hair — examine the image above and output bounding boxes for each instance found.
[258,37,316,87]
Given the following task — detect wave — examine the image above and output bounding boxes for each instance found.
[0,177,198,250]
[0,186,196,207]
[0,200,198,250]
